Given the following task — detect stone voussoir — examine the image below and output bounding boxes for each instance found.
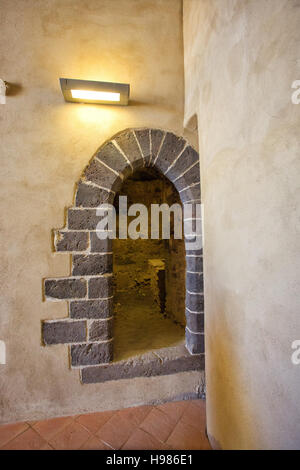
[96,141,131,178]
[134,129,151,165]
[83,158,122,193]
[150,129,165,166]
[75,182,114,208]
[114,131,143,171]
[155,132,186,175]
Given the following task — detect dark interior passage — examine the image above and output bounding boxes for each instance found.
[113,168,186,361]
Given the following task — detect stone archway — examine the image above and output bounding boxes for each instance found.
[42,128,204,383]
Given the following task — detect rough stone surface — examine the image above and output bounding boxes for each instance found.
[44,278,87,300]
[114,131,143,170]
[75,182,114,208]
[173,162,200,192]
[155,132,185,175]
[88,318,113,341]
[90,232,112,253]
[72,254,112,276]
[84,158,122,193]
[186,272,203,293]
[186,255,203,272]
[167,146,199,181]
[54,230,88,252]
[68,208,110,231]
[186,291,204,312]
[135,129,151,165]
[71,341,113,366]
[42,320,86,345]
[186,328,204,355]
[186,311,204,333]
[81,342,204,384]
[96,141,131,178]
[88,276,113,299]
[180,183,201,203]
[150,129,164,165]
[70,299,113,319]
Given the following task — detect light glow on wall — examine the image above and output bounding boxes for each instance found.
[71,89,121,102]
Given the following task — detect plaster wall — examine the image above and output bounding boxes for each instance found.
[183,0,300,450]
[0,0,203,424]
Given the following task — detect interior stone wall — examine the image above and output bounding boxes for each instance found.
[0,0,203,424]
[183,0,300,450]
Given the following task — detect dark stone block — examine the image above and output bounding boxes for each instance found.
[183,202,202,220]
[185,328,204,354]
[81,343,204,384]
[88,318,113,341]
[70,299,113,319]
[71,341,113,366]
[186,272,204,293]
[183,217,202,237]
[167,146,199,181]
[186,311,204,333]
[186,291,204,312]
[186,255,203,272]
[135,129,151,165]
[42,320,86,345]
[88,276,113,299]
[150,129,164,166]
[72,254,112,276]
[173,162,200,192]
[84,158,122,193]
[96,141,131,178]
[54,230,88,252]
[114,131,143,171]
[155,132,185,174]
[90,232,112,253]
[44,278,86,300]
[68,209,111,230]
[75,182,114,208]
[185,235,203,255]
[180,183,201,203]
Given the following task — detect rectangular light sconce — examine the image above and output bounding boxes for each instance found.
[59,78,130,105]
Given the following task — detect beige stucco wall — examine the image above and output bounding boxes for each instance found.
[183,0,300,450]
[0,0,205,424]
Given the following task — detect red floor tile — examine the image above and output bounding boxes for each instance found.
[76,410,116,434]
[48,421,91,450]
[166,419,211,450]
[32,416,73,441]
[96,412,137,450]
[140,408,175,442]
[1,428,47,450]
[80,435,112,450]
[0,422,29,448]
[0,399,209,450]
[122,428,171,450]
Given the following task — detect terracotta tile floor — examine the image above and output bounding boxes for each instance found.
[0,399,211,450]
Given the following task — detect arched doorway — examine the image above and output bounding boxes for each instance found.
[42,128,204,383]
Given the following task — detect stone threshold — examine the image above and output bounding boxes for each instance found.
[80,342,204,384]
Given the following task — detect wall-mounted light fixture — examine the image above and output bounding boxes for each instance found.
[59,78,130,105]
